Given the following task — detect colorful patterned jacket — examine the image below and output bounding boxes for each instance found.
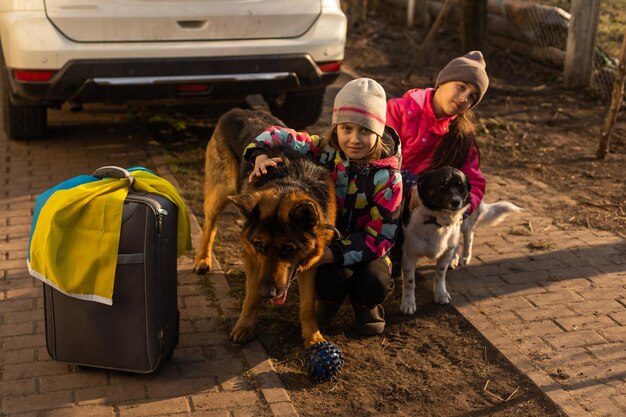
[387,87,486,214]
[243,125,403,267]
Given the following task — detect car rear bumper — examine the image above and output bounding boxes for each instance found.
[7,54,340,106]
[0,9,346,68]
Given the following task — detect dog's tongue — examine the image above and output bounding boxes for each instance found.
[271,289,288,305]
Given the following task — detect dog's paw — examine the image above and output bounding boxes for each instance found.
[230,324,255,344]
[400,296,417,315]
[460,255,472,266]
[303,331,327,348]
[193,259,211,275]
[434,289,451,305]
[449,254,459,269]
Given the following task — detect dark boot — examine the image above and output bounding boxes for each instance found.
[352,302,385,335]
[315,300,342,332]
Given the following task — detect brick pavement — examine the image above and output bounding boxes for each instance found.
[0,106,297,417]
[443,174,626,417]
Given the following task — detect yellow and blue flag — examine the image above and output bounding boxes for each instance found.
[28,167,191,305]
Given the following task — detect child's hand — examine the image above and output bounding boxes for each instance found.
[249,154,283,183]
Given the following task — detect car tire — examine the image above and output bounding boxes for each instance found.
[266,89,324,130]
[1,67,47,140]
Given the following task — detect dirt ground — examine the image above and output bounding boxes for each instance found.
[148,3,624,417]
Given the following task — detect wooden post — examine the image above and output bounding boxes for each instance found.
[362,0,369,21]
[407,0,430,27]
[597,30,626,159]
[460,0,487,51]
[564,0,600,88]
[407,0,416,26]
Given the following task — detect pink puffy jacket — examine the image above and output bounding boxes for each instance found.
[387,88,485,214]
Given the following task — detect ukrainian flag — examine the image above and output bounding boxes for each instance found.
[28,167,191,305]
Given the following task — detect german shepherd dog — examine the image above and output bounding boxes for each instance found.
[194,108,337,347]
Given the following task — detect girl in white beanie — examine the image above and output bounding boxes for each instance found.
[244,78,403,335]
[387,51,490,216]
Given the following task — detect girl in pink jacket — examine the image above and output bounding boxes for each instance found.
[386,51,489,214]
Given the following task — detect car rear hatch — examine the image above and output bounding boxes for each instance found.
[43,0,321,42]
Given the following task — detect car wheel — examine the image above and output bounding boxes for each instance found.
[1,68,47,140]
[266,89,324,130]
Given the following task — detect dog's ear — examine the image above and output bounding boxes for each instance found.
[415,172,430,204]
[228,193,259,216]
[409,185,420,210]
[289,200,320,231]
[464,173,472,193]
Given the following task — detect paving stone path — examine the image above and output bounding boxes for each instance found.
[446,173,626,417]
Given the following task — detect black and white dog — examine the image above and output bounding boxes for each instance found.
[400,167,522,314]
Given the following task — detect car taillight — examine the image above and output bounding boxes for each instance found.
[318,61,342,73]
[13,70,57,82]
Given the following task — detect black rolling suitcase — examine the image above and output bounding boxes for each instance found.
[42,166,179,373]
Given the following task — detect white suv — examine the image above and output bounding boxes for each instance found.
[0,0,346,140]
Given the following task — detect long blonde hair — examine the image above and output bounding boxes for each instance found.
[321,125,391,163]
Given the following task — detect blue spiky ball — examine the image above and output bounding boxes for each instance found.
[304,341,344,383]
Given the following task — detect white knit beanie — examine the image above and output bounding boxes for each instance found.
[332,78,387,137]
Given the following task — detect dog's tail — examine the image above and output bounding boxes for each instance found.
[474,201,523,228]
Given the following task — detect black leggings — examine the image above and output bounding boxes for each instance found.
[315,257,395,309]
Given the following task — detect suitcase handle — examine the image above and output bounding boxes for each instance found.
[93,166,135,188]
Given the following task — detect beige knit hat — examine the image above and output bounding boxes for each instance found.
[332,78,387,137]
[435,50,489,107]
